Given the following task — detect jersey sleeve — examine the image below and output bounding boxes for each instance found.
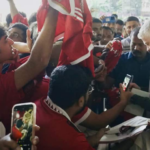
[12,13,28,26]
[72,107,91,125]
[0,72,24,119]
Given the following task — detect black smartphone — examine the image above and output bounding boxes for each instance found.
[123,74,134,91]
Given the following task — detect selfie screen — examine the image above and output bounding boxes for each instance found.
[123,76,130,91]
[11,105,34,150]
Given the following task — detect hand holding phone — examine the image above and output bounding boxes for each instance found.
[122,74,134,91]
[11,103,36,150]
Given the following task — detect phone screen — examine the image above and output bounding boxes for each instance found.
[11,104,34,150]
[123,76,131,91]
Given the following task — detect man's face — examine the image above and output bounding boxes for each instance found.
[105,23,116,32]
[141,36,150,51]
[125,21,140,35]
[101,29,114,45]
[115,24,123,36]
[8,27,25,42]
[92,22,102,40]
[0,35,14,63]
[131,36,147,60]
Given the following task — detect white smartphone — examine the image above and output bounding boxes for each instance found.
[11,103,36,150]
[123,74,134,91]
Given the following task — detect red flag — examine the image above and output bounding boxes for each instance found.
[37,0,94,76]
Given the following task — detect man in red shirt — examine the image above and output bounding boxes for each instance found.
[7,0,28,27]
[0,7,58,133]
[35,65,133,149]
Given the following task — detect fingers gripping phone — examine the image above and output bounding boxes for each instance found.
[123,74,134,91]
[11,103,36,150]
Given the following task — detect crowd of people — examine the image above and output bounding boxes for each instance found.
[1,0,150,150]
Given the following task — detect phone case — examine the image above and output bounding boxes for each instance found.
[11,103,36,150]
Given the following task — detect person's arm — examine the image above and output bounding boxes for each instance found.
[14,7,58,90]
[102,55,124,89]
[13,30,32,54]
[80,84,133,130]
[87,128,107,147]
[7,0,19,19]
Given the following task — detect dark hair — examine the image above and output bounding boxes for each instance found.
[112,14,118,19]
[9,23,28,42]
[130,27,141,38]
[30,22,38,45]
[28,12,37,26]
[6,12,26,27]
[49,65,92,109]
[93,17,102,23]
[125,16,140,25]
[0,26,6,39]
[116,19,124,26]
[102,26,114,35]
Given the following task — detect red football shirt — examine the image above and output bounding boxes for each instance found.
[0,57,49,134]
[12,14,28,26]
[35,97,94,150]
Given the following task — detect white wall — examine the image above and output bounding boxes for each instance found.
[0,0,41,24]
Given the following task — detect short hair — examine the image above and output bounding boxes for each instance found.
[138,19,150,39]
[116,19,124,26]
[93,17,102,23]
[125,16,140,25]
[28,12,37,26]
[6,12,26,27]
[9,23,28,42]
[0,26,6,39]
[49,65,92,110]
[102,26,114,35]
[30,22,38,45]
[112,14,118,19]
[130,27,141,38]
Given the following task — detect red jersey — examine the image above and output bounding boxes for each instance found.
[35,97,94,150]
[37,0,94,76]
[12,14,28,26]
[0,57,49,133]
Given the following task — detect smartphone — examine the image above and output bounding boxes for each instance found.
[11,103,36,150]
[102,16,116,23]
[122,74,133,91]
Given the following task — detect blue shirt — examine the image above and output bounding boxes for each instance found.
[109,52,150,91]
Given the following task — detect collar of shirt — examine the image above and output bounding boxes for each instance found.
[127,52,134,59]
[44,97,81,132]
[44,97,71,121]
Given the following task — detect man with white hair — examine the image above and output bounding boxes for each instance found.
[138,19,150,51]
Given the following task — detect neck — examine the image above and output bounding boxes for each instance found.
[65,107,77,119]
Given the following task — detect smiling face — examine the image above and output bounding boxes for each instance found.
[125,21,140,35]
[0,35,14,64]
[101,29,114,45]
